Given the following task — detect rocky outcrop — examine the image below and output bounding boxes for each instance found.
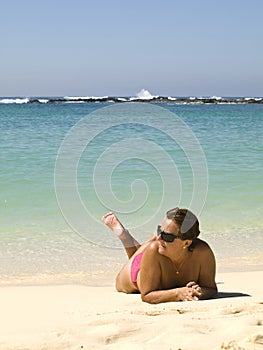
[25,96,263,104]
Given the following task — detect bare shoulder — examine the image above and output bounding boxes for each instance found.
[144,239,160,256]
[194,238,214,252]
[192,239,216,262]
[193,239,215,264]
[141,239,164,265]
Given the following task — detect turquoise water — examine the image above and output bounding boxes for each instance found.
[1,101,263,284]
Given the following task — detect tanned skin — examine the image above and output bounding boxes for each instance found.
[102,212,217,303]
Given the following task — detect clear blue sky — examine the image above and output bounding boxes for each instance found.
[1,0,262,97]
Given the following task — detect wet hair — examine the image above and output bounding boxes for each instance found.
[166,208,200,250]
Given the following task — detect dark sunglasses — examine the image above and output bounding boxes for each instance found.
[157,225,181,243]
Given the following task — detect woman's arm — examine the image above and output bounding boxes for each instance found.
[196,243,218,299]
[138,241,217,304]
[138,243,202,304]
[141,285,201,304]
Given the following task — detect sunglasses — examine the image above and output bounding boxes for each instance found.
[157,225,181,243]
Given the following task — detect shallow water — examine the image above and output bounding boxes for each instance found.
[1,101,262,284]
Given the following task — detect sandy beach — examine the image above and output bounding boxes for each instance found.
[0,271,262,350]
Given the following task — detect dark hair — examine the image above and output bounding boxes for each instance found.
[166,207,200,243]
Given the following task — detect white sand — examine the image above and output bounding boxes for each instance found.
[0,271,262,350]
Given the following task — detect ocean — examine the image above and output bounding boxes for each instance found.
[1,98,263,285]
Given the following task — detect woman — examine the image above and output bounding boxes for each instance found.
[102,207,217,303]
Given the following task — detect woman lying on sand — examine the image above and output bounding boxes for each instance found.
[102,208,217,304]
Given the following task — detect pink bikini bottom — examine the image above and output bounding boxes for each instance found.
[130,251,144,288]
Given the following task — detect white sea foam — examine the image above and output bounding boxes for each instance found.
[167,96,177,101]
[64,96,109,100]
[211,96,222,100]
[0,98,29,104]
[244,97,262,101]
[134,89,157,100]
[38,99,49,103]
[65,101,85,103]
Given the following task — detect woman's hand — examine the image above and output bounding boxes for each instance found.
[176,281,202,301]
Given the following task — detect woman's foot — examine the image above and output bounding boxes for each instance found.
[102,212,127,237]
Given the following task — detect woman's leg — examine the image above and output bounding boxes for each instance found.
[102,212,141,259]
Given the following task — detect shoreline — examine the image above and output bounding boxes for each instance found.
[1,254,262,287]
[1,270,262,350]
